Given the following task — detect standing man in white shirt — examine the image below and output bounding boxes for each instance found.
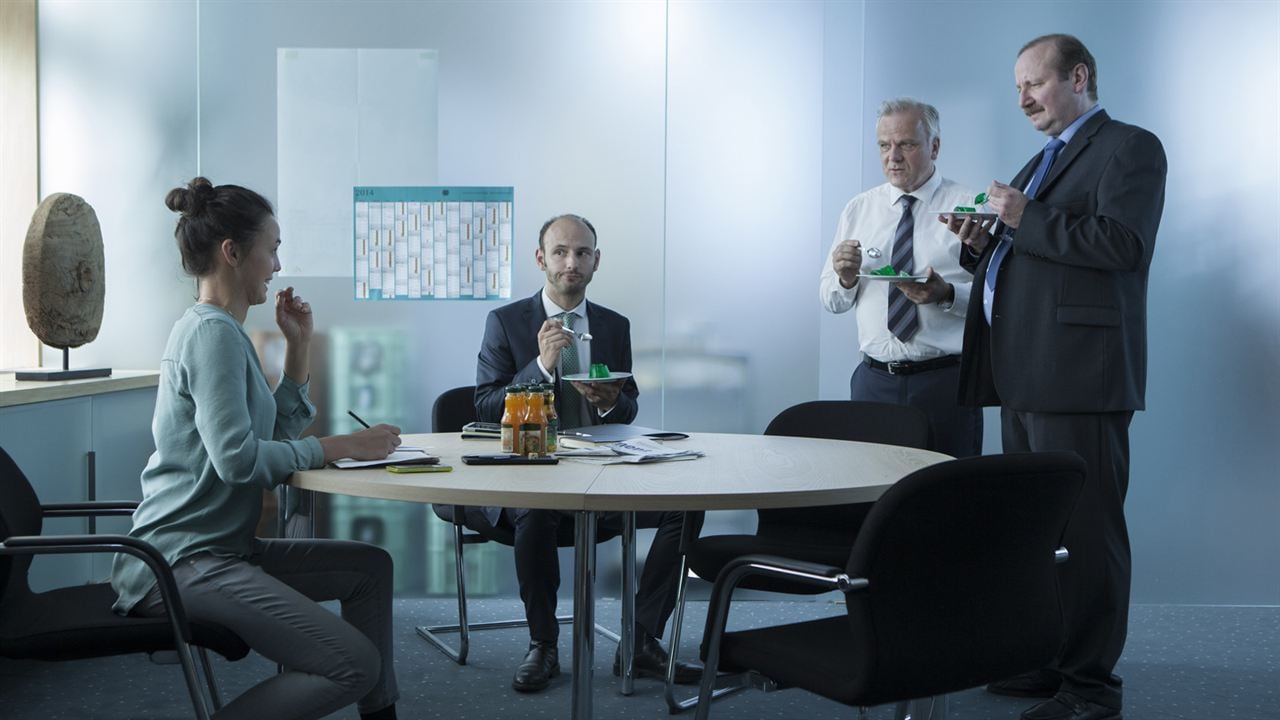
[819,98,982,458]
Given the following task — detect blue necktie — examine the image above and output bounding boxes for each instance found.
[983,137,1067,324]
[887,195,918,342]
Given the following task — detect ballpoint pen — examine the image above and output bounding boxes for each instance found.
[348,410,371,428]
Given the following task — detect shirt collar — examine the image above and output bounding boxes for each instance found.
[541,288,587,320]
[1054,104,1102,147]
[886,167,942,208]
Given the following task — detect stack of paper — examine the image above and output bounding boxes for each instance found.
[558,437,703,465]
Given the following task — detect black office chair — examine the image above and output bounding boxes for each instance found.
[417,386,623,665]
[0,447,249,720]
[665,400,932,711]
[692,451,1085,720]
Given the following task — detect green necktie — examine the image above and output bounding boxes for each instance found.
[559,312,584,428]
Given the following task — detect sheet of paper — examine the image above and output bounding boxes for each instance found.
[332,449,437,469]
[277,48,439,277]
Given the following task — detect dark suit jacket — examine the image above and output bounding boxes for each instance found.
[959,110,1167,413]
[475,289,639,425]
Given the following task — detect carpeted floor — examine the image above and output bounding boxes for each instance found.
[1,600,1276,719]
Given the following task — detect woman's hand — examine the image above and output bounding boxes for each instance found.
[320,424,402,462]
[275,287,313,346]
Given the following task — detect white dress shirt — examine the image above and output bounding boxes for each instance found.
[535,290,591,379]
[819,169,975,362]
[534,289,615,418]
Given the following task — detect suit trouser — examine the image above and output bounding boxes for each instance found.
[1002,408,1132,710]
[138,538,399,720]
[505,507,703,644]
[851,359,983,458]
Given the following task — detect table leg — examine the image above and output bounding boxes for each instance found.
[572,511,597,720]
[621,511,636,695]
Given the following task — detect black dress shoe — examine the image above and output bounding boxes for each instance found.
[1021,693,1122,720]
[512,641,560,693]
[613,634,702,684]
[987,669,1062,698]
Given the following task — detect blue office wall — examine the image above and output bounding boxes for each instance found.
[816,0,1280,604]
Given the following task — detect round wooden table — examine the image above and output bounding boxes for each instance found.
[290,432,950,720]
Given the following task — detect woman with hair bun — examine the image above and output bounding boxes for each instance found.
[110,177,400,720]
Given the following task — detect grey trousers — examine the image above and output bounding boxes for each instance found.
[139,538,398,720]
[850,358,983,458]
[1002,408,1132,710]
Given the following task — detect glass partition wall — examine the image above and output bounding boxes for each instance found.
[37,0,1280,604]
[38,0,820,598]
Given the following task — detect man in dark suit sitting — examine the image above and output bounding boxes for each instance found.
[474,213,700,693]
[944,34,1166,720]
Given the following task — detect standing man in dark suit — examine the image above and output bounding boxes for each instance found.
[943,34,1166,720]
[474,214,700,693]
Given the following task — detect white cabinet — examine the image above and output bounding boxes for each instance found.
[0,373,157,591]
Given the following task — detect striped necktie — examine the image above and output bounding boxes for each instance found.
[558,312,584,428]
[887,195,918,342]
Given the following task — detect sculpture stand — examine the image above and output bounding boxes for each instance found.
[15,347,111,381]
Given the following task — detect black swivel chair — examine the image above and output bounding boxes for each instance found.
[417,385,624,664]
[693,452,1085,720]
[665,400,932,711]
[0,447,249,720]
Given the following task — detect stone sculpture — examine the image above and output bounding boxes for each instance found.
[17,193,109,380]
[22,192,104,347]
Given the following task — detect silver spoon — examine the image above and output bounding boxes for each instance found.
[561,326,592,342]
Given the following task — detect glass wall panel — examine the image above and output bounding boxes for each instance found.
[664,0,826,434]
[198,0,668,597]
[37,0,198,371]
[832,0,1280,604]
[32,0,1280,605]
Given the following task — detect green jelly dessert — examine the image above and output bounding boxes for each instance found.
[589,362,611,379]
[871,264,907,277]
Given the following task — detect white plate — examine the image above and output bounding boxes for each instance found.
[562,371,633,383]
[857,273,928,283]
[931,208,998,220]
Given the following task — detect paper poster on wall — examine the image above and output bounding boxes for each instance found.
[354,186,513,300]
[278,48,438,277]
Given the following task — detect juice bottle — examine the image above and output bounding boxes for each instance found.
[521,386,546,457]
[500,385,524,453]
[541,384,559,454]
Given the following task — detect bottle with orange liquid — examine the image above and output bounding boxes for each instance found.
[521,386,546,457]
[500,385,525,453]
[541,384,559,454]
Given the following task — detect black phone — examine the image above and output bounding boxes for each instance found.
[461,454,559,466]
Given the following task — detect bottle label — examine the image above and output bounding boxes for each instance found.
[545,418,559,453]
[520,423,543,457]
[501,424,516,453]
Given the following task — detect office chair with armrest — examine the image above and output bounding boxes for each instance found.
[666,400,932,711]
[691,451,1085,720]
[417,385,626,666]
[0,447,250,720]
